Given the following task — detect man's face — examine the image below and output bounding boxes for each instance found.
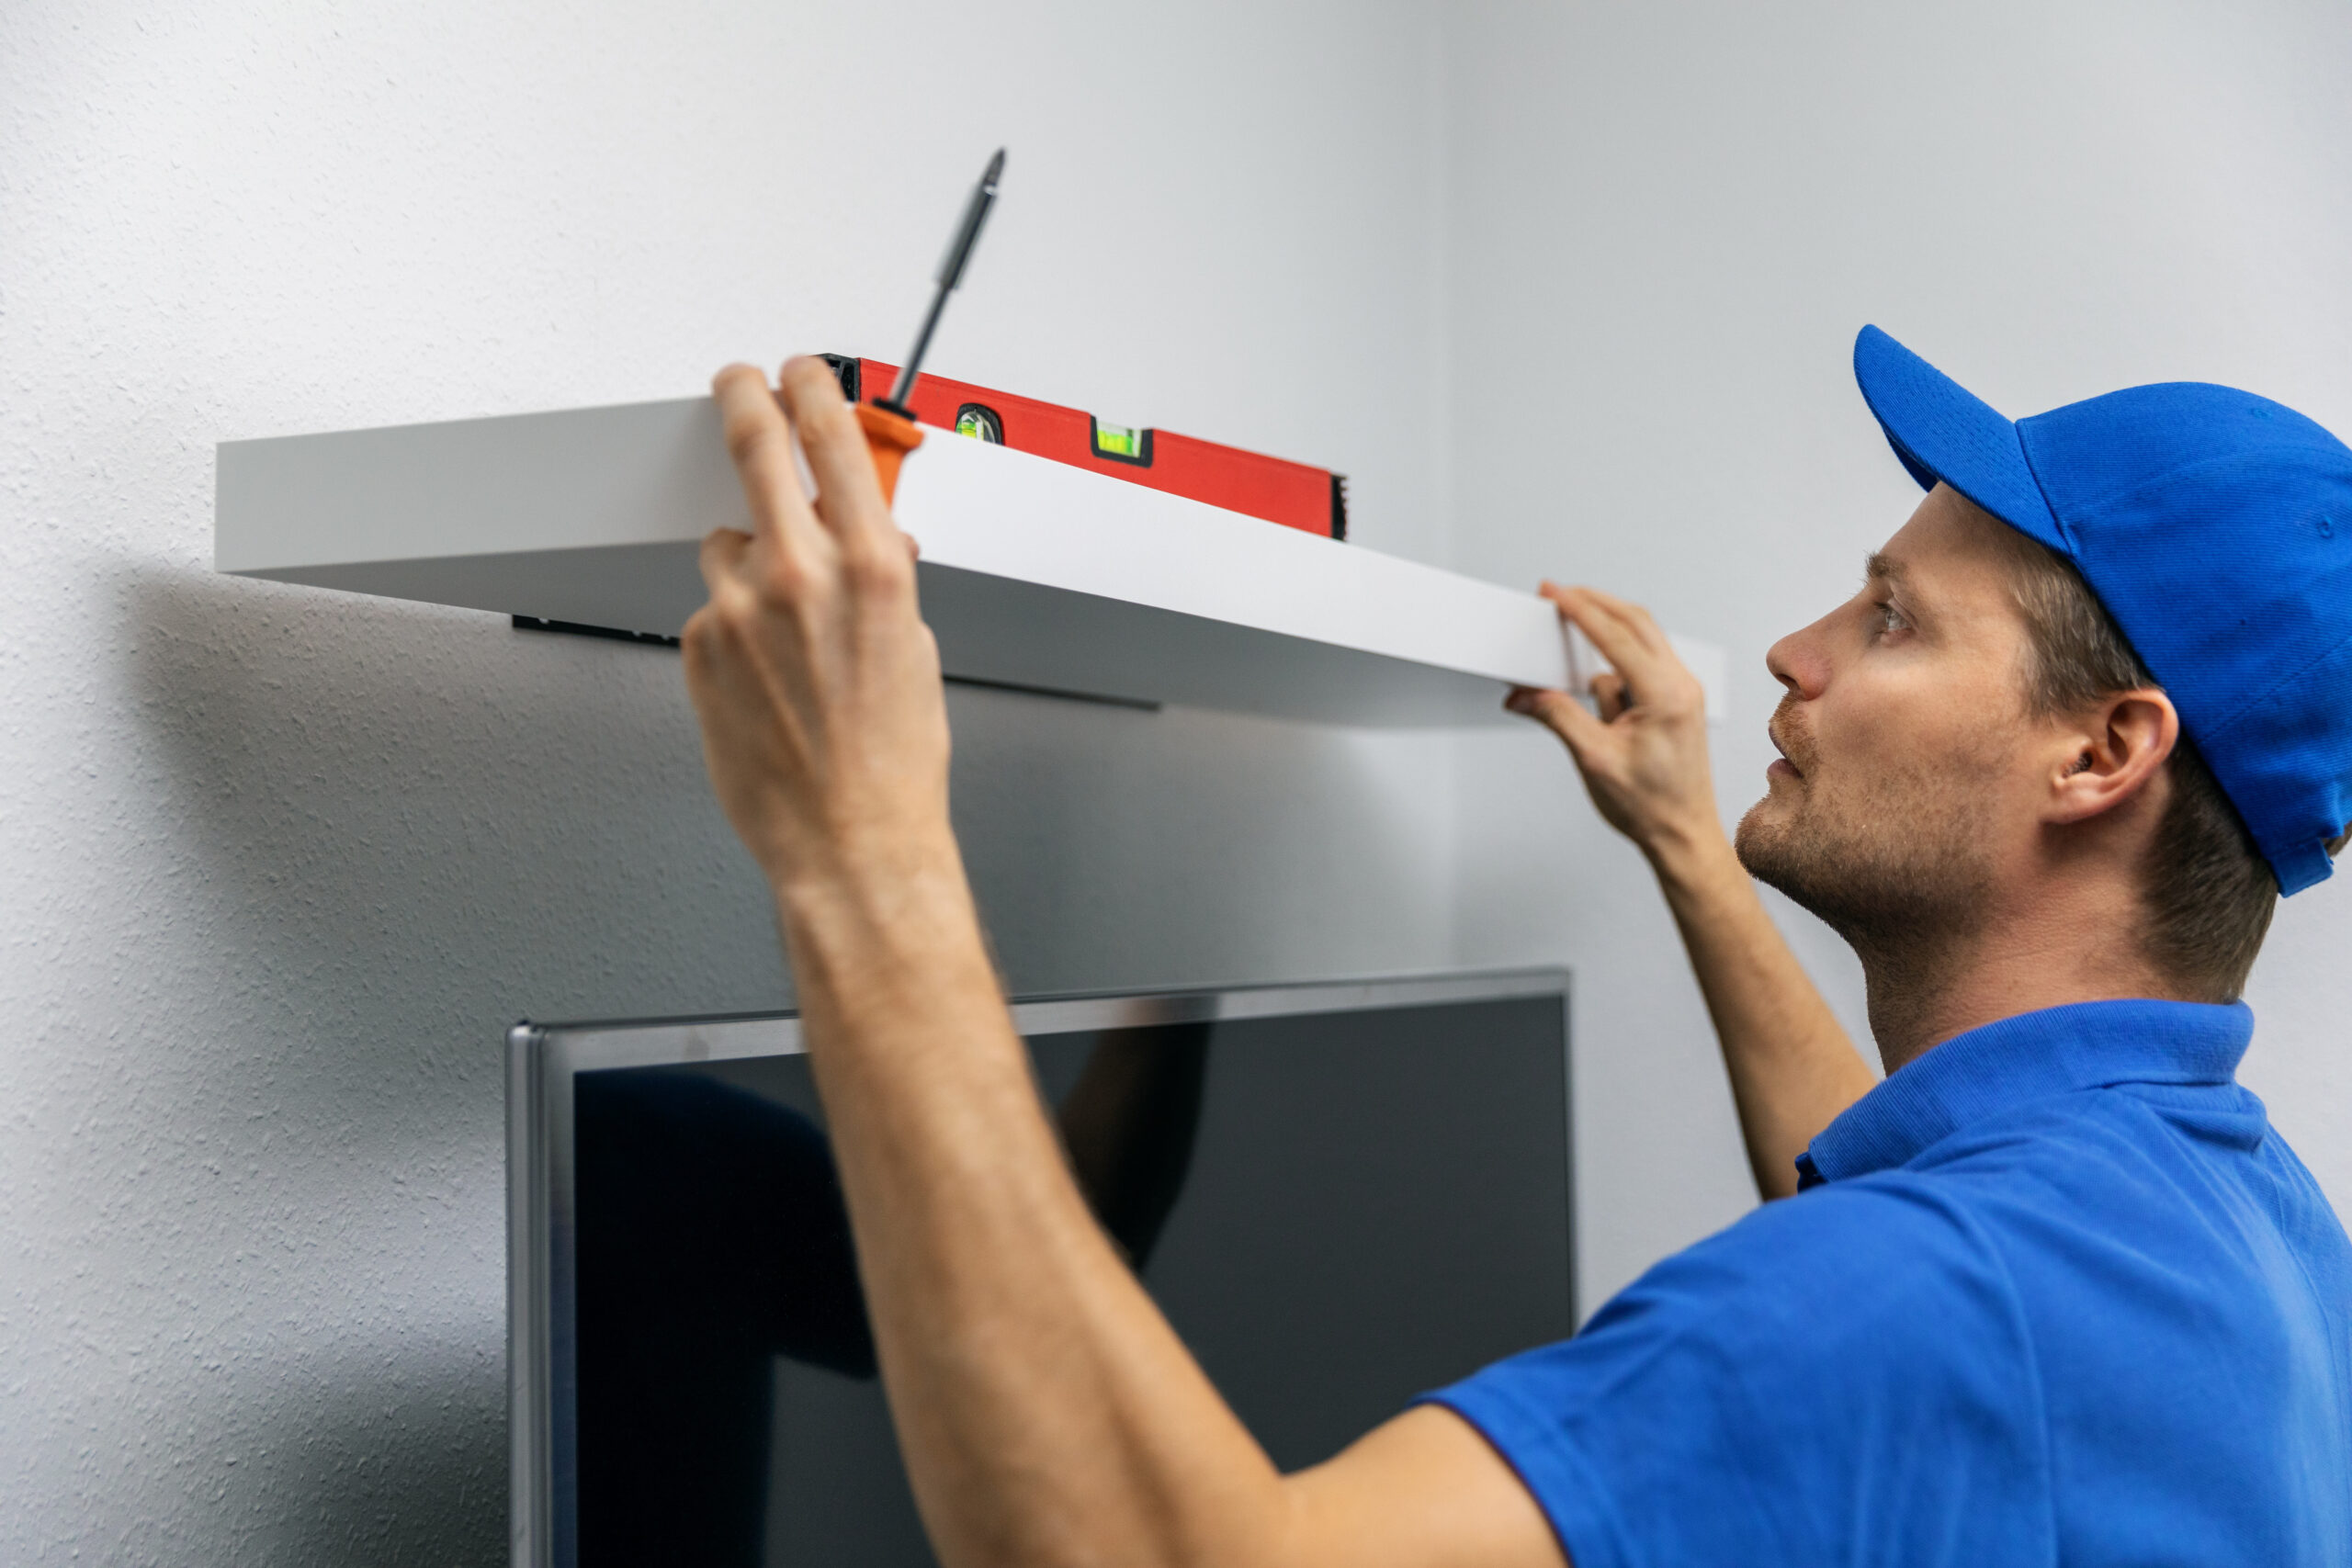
[1735,485,2052,947]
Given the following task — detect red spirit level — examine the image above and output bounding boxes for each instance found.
[827,355,1349,542]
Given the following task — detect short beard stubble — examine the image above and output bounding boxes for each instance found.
[1733,694,2004,1042]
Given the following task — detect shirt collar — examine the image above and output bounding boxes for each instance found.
[1799,998,2254,1186]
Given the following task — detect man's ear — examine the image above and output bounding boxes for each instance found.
[2044,689,2179,825]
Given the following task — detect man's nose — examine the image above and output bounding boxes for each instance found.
[1765,618,1831,701]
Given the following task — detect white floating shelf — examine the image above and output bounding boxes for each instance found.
[215,398,1726,728]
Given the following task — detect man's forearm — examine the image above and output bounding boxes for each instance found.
[775,857,1563,1568]
[1505,585,1876,1197]
[774,850,1295,1568]
[684,360,1562,1568]
[1642,823,1878,1200]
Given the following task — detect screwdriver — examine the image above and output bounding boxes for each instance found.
[855,148,1006,503]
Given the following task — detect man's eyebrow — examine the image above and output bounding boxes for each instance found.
[1864,551,1908,587]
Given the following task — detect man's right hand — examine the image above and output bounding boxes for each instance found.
[1507,584,1724,867]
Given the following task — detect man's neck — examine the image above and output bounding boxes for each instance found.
[1856,898,2188,1077]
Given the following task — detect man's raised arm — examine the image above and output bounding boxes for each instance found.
[1506,592,1876,1199]
[680,356,1565,1568]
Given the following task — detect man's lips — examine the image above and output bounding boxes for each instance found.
[1766,719,1805,781]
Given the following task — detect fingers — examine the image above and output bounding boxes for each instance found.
[1569,585,1673,658]
[776,355,904,563]
[1506,684,1611,759]
[1536,582,1693,710]
[712,364,825,560]
[1539,581,1664,685]
[1590,670,1630,722]
[694,527,792,708]
[696,525,771,636]
[699,526,752,594]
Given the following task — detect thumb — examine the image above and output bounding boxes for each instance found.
[1507,686,1611,761]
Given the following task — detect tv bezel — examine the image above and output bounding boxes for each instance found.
[506,966,1573,1568]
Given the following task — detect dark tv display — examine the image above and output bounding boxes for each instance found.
[508,971,1574,1568]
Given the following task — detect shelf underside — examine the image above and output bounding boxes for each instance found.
[257,544,1535,725]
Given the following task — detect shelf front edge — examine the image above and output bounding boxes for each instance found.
[215,396,1728,727]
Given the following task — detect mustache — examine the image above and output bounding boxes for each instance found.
[1768,695,1818,776]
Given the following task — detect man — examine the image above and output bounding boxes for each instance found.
[680,325,2352,1565]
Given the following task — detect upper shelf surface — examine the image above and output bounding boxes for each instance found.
[215,397,1725,728]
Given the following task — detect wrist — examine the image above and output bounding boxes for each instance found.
[1639,811,1738,890]
[772,825,978,961]
[774,819,961,913]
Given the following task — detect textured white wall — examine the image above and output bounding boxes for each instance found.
[1441,0,2352,1307]
[0,4,1455,1561]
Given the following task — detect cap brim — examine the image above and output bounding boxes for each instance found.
[1853,325,2067,555]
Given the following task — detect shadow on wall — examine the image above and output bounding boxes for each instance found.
[124,563,1460,1022]
[112,565,784,1563]
[941,678,1460,998]
[101,562,1454,1561]
[258,1340,507,1568]
[121,564,793,1047]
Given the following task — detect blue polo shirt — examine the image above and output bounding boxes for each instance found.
[1428,999,2352,1566]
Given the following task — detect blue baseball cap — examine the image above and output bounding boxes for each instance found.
[1852,325,2352,895]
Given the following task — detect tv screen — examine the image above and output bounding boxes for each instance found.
[508,970,1574,1568]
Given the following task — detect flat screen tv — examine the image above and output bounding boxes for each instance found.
[507,968,1575,1568]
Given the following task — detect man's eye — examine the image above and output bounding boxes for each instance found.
[1873,602,1908,635]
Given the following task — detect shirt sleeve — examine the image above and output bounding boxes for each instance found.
[1422,1178,2055,1568]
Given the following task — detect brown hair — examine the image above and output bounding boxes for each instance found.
[1983,517,2278,1000]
